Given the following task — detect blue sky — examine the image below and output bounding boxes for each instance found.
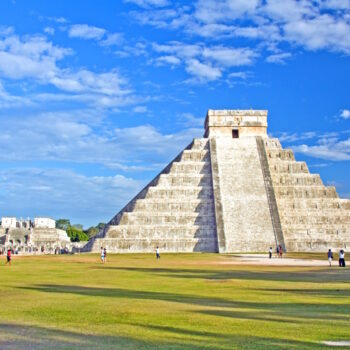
[0,0,349,227]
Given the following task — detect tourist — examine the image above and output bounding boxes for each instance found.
[5,248,11,266]
[279,245,283,258]
[100,247,105,264]
[156,246,160,259]
[339,249,346,267]
[269,247,272,259]
[103,248,107,263]
[327,249,333,267]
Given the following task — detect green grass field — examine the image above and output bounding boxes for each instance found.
[0,253,349,349]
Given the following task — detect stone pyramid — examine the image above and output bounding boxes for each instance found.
[85,109,350,253]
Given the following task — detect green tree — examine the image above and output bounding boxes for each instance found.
[56,219,71,230]
[85,226,99,238]
[66,226,89,242]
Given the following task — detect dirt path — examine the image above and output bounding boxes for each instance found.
[218,254,334,267]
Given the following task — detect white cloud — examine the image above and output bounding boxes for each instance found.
[68,24,106,40]
[125,0,170,8]
[202,46,256,66]
[266,52,292,64]
[194,0,259,23]
[277,131,317,143]
[0,167,145,227]
[228,71,249,79]
[185,59,222,81]
[152,41,255,82]
[99,32,123,46]
[131,0,350,56]
[284,15,350,53]
[0,81,33,108]
[155,55,181,66]
[0,111,203,166]
[340,109,350,119]
[293,142,350,161]
[179,113,204,128]
[0,31,135,109]
[133,105,148,113]
[0,34,71,80]
[44,27,55,35]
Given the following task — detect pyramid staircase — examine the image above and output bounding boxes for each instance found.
[85,139,219,252]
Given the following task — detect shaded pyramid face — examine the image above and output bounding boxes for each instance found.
[85,110,350,253]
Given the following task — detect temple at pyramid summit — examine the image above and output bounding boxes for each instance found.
[84,109,350,253]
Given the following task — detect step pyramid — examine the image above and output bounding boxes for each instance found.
[84,109,350,253]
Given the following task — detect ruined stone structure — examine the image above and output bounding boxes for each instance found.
[0,217,70,253]
[85,109,350,253]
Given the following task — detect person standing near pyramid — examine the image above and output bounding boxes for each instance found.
[156,246,160,259]
[327,249,333,267]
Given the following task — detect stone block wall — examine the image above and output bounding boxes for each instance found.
[264,138,350,251]
[88,139,218,252]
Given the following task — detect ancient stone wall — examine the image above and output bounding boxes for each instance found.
[88,139,218,252]
[264,138,350,251]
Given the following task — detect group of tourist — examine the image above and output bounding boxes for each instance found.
[268,245,284,258]
[327,248,346,267]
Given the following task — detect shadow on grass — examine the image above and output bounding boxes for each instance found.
[0,323,203,350]
[0,322,332,350]
[97,266,350,284]
[19,284,350,322]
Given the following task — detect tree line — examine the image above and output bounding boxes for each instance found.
[55,219,105,242]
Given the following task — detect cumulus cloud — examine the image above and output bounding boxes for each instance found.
[68,24,106,40]
[0,110,202,165]
[152,41,255,82]
[99,32,123,46]
[266,52,292,64]
[0,167,145,227]
[125,0,170,8]
[0,30,134,109]
[340,109,350,119]
[130,0,350,57]
[185,59,222,81]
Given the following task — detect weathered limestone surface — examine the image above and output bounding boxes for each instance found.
[210,137,275,252]
[83,109,350,253]
[86,139,218,252]
[264,138,350,251]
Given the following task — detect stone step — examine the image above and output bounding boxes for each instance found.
[157,174,212,186]
[145,186,214,199]
[269,161,309,174]
[275,186,338,198]
[119,212,216,225]
[180,150,210,162]
[281,215,350,225]
[132,200,215,212]
[263,138,282,149]
[91,237,218,253]
[106,225,217,238]
[266,149,295,160]
[168,162,211,174]
[272,173,323,186]
[278,198,350,210]
[190,138,210,150]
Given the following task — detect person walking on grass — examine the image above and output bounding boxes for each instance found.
[327,249,334,267]
[269,247,272,259]
[5,248,11,266]
[339,249,346,267]
[100,247,105,264]
[103,248,107,263]
[156,246,160,260]
[278,245,283,258]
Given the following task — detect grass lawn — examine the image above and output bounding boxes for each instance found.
[0,253,349,349]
